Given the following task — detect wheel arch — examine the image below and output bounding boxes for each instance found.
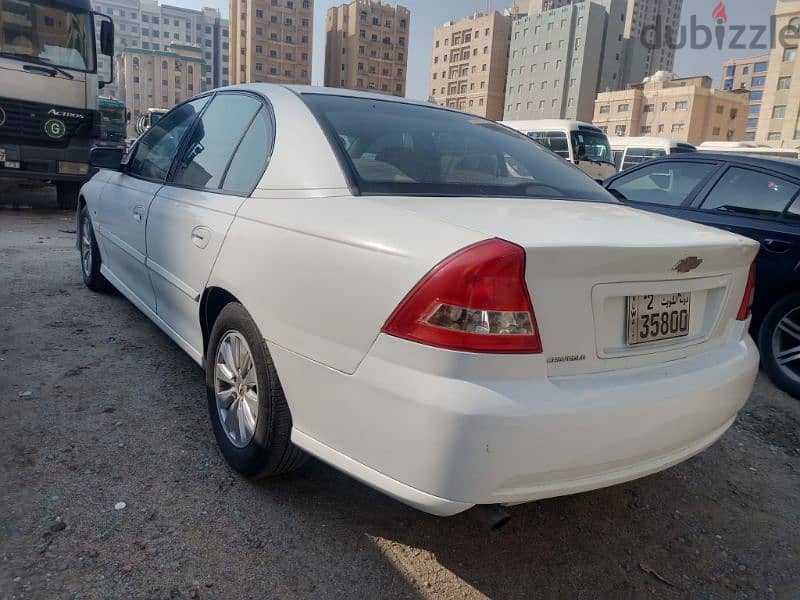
[200,286,243,360]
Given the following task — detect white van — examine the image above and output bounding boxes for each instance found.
[501,119,616,181]
[608,137,697,171]
[697,141,800,160]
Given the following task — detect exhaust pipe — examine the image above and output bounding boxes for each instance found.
[471,504,511,531]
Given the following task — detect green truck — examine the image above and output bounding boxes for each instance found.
[97,96,127,145]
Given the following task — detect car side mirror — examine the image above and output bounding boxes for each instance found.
[100,20,114,56]
[91,146,124,171]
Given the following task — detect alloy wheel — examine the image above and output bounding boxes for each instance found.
[80,215,93,276]
[214,331,259,448]
[772,307,800,385]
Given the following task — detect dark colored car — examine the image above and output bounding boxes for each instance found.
[603,153,800,399]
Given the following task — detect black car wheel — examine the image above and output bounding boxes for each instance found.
[759,293,800,400]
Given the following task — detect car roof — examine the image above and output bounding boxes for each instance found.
[661,151,800,176]
[607,136,694,149]
[500,119,599,131]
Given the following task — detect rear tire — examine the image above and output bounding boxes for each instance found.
[56,182,80,210]
[206,303,307,478]
[758,293,800,400]
[78,205,110,292]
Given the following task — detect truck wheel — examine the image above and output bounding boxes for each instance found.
[206,303,307,478]
[758,293,800,400]
[56,182,80,210]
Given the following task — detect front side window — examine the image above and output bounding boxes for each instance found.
[128,97,209,181]
[607,161,717,207]
[621,148,666,171]
[303,95,613,202]
[0,0,94,70]
[526,131,569,159]
[172,94,265,192]
[701,167,800,218]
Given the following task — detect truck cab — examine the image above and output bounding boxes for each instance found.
[500,119,617,181]
[0,0,113,208]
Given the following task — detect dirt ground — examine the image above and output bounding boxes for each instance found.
[1,185,799,599]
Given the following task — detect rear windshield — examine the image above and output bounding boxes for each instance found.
[302,94,615,202]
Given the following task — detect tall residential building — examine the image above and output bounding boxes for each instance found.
[755,1,800,148]
[592,73,749,145]
[116,43,205,134]
[527,0,684,89]
[324,0,410,97]
[92,0,229,97]
[622,0,683,85]
[230,0,313,85]
[720,54,770,142]
[504,0,626,122]
[428,11,511,119]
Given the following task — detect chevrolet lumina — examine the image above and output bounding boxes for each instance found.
[77,85,759,517]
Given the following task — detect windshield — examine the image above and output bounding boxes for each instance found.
[303,94,615,202]
[571,130,613,165]
[99,102,125,140]
[0,0,94,71]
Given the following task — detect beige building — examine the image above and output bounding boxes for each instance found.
[427,11,511,120]
[720,54,770,142]
[324,0,410,96]
[230,0,313,85]
[116,43,205,135]
[755,1,800,148]
[592,72,749,146]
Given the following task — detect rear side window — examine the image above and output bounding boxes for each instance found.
[223,108,274,194]
[607,161,717,206]
[172,93,263,192]
[527,131,570,159]
[302,94,614,202]
[700,166,800,218]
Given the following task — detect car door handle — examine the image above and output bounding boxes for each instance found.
[763,238,792,254]
[133,205,145,221]
[191,226,211,249]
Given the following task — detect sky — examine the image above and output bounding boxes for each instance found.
[164,0,775,99]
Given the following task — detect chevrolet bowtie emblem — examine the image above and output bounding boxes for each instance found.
[673,256,703,273]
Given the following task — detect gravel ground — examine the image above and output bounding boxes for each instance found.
[1,185,799,599]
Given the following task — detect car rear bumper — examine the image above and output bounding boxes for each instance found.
[273,328,758,517]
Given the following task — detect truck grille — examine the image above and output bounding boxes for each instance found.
[0,98,96,144]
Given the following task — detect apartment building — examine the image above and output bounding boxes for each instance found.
[504,0,626,122]
[428,11,511,119]
[324,0,410,97]
[592,72,749,146]
[720,54,770,142]
[116,43,205,134]
[527,0,683,88]
[230,0,313,85]
[92,0,229,97]
[755,0,800,148]
[622,0,682,85]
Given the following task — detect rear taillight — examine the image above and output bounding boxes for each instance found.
[382,239,542,353]
[737,262,756,321]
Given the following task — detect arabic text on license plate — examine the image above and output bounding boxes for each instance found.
[0,148,6,162]
[627,293,690,345]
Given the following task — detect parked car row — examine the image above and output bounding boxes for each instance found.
[77,85,778,523]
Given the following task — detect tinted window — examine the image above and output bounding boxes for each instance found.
[128,98,208,181]
[222,108,273,194]
[173,94,263,190]
[303,95,613,202]
[607,161,717,206]
[701,166,800,218]
[527,131,569,159]
[621,147,667,171]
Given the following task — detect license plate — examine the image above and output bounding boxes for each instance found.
[627,293,691,345]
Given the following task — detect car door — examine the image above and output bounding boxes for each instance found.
[145,92,273,355]
[94,97,209,311]
[604,159,722,221]
[685,164,800,321]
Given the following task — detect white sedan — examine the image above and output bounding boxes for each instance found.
[78,85,759,519]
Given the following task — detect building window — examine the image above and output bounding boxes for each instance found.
[725,65,735,77]
[784,46,798,62]
[614,125,626,136]
[768,132,782,141]
[617,103,629,113]
[675,101,688,111]
[672,123,685,133]
[716,104,724,114]
[640,125,652,134]
[712,127,721,136]
[723,78,734,91]
[599,105,610,114]
[643,104,654,113]
[778,76,792,90]
[773,105,787,119]
[751,76,766,88]
[754,61,768,73]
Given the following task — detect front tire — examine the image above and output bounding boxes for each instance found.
[78,205,110,292]
[758,293,800,400]
[56,182,80,210]
[206,303,307,478]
